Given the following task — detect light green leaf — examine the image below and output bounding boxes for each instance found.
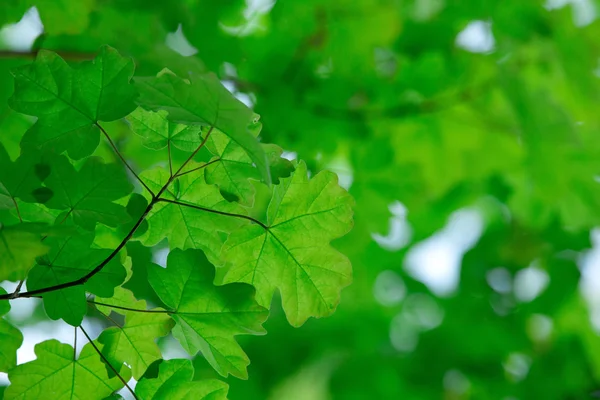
[42,155,133,230]
[148,249,268,379]
[34,0,94,35]
[138,167,248,265]
[27,234,126,326]
[10,45,137,159]
[136,359,228,400]
[0,288,23,373]
[134,70,271,184]
[126,108,204,151]
[0,223,48,282]
[219,161,354,326]
[96,287,174,379]
[5,339,130,400]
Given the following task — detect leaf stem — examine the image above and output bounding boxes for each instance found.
[174,157,221,178]
[79,325,139,400]
[89,299,172,314]
[158,198,269,230]
[97,123,155,197]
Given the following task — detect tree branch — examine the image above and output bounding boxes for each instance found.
[79,325,138,400]
[0,201,155,300]
[0,125,217,301]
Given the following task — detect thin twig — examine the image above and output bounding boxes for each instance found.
[158,198,269,229]
[12,280,24,297]
[97,123,155,197]
[79,325,139,400]
[175,158,221,178]
[88,299,172,314]
[0,49,96,60]
[167,141,173,177]
[11,198,22,222]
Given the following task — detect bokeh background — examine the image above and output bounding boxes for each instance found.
[2,1,600,399]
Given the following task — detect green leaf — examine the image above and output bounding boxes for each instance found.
[10,45,137,159]
[0,223,49,282]
[0,144,50,211]
[219,161,354,326]
[136,359,228,400]
[138,167,248,265]
[0,288,23,373]
[34,0,94,35]
[27,234,126,326]
[148,249,268,379]
[42,155,133,230]
[96,287,174,379]
[4,339,130,400]
[126,108,204,151]
[134,70,271,184]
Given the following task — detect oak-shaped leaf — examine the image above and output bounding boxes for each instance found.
[219,161,354,326]
[96,287,175,379]
[28,234,126,326]
[134,69,271,184]
[0,223,49,282]
[126,108,204,151]
[43,155,133,230]
[136,359,228,400]
[0,288,23,372]
[4,339,131,400]
[10,45,137,159]
[148,249,268,379]
[138,167,249,265]
[204,120,293,206]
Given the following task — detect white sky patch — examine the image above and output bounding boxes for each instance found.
[455,20,495,53]
[165,24,198,57]
[0,7,43,51]
[373,270,406,307]
[405,208,484,297]
[152,247,169,268]
[545,0,597,26]
[486,267,513,294]
[513,263,549,303]
[281,151,297,161]
[578,228,600,331]
[372,201,413,251]
[324,156,353,190]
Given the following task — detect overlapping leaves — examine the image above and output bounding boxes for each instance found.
[0,43,354,398]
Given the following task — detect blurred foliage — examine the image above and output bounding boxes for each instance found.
[1,0,600,399]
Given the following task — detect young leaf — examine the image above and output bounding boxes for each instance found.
[204,120,292,206]
[127,108,204,151]
[27,234,126,326]
[4,340,131,400]
[219,161,354,326]
[136,359,228,400]
[96,287,175,379]
[134,70,271,184]
[138,167,248,265]
[0,223,49,282]
[9,46,137,159]
[0,288,23,372]
[148,249,268,379]
[42,155,133,230]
